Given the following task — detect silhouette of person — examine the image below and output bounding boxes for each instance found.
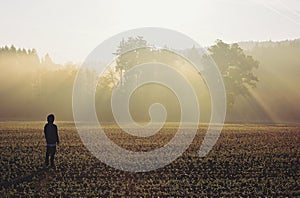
[44,114,59,167]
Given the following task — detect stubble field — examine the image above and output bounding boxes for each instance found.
[0,122,299,196]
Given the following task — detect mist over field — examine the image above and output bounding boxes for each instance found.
[0,39,299,123]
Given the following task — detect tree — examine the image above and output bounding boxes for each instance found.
[114,36,148,56]
[207,40,259,106]
[114,36,149,72]
[43,53,54,66]
[113,36,150,87]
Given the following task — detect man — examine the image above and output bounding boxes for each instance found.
[44,114,59,167]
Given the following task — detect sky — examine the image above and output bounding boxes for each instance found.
[0,0,299,64]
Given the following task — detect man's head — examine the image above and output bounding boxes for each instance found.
[47,114,55,123]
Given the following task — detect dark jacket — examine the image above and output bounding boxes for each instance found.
[44,123,59,145]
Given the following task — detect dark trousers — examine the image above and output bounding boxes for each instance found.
[45,146,56,166]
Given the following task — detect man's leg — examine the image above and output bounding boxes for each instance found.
[45,146,49,166]
[50,146,56,167]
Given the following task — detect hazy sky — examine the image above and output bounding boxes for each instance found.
[0,0,299,64]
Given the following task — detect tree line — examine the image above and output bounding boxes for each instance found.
[1,38,299,123]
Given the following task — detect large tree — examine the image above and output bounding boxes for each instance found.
[207,40,259,106]
[114,36,149,71]
[113,36,152,88]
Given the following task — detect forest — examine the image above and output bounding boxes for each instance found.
[0,38,299,123]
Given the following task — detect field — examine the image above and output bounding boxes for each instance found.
[0,122,299,196]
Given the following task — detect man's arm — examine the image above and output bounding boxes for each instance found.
[44,124,47,139]
[56,125,59,145]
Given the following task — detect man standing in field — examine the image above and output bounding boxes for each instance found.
[44,114,59,167]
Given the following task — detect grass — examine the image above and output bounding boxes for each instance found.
[0,122,299,196]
